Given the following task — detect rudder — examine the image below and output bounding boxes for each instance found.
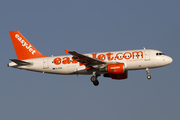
[9,31,46,60]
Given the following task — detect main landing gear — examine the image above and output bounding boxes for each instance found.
[146,68,151,80]
[90,72,100,86]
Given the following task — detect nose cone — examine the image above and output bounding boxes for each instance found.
[166,56,173,65]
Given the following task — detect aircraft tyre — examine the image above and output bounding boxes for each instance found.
[147,75,151,80]
[93,80,99,86]
[90,76,99,86]
[91,76,97,82]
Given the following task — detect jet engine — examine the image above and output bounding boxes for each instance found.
[101,63,127,80]
[106,63,125,74]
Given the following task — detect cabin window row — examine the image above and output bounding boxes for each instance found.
[52,60,72,63]
[52,54,143,63]
[98,54,143,60]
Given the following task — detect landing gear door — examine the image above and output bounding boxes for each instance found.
[144,50,150,61]
[43,58,49,69]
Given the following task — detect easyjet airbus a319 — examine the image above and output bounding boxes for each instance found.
[8,31,173,86]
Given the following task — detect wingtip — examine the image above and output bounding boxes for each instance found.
[64,49,70,54]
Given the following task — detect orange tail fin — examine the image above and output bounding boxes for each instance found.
[9,31,46,60]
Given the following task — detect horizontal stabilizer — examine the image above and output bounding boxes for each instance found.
[10,59,32,66]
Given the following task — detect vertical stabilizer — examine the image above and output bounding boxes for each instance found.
[9,31,46,60]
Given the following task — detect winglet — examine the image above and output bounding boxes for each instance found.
[64,49,70,54]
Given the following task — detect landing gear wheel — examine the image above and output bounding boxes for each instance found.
[90,76,97,82]
[146,68,151,80]
[93,80,99,86]
[147,75,151,80]
[90,76,99,86]
[90,72,100,86]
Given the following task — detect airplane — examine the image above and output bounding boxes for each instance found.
[8,31,173,86]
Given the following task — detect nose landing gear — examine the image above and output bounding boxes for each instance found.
[146,68,151,80]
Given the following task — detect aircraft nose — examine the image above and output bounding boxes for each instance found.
[166,56,173,64]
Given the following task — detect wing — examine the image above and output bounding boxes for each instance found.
[64,49,106,67]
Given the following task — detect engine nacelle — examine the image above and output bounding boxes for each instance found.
[107,63,125,74]
[103,71,128,80]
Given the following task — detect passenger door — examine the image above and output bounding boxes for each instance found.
[43,58,49,69]
[144,50,150,61]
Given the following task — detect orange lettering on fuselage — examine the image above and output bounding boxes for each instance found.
[92,53,97,59]
[132,51,143,59]
[98,54,106,61]
[124,52,131,59]
[53,58,61,65]
[106,53,113,61]
[62,57,71,64]
[116,53,123,60]
[53,51,143,65]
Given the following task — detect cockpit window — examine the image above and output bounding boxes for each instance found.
[156,53,165,56]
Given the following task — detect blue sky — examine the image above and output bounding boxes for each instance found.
[0,0,180,120]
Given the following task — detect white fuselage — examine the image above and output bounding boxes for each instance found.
[8,49,173,75]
